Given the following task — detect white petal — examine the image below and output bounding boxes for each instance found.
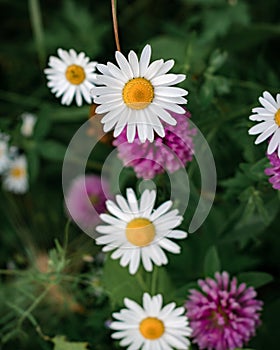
[139,45,151,76]
[116,51,134,80]
[107,62,128,82]
[151,74,180,86]
[267,127,280,154]
[140,189,156,217]
[158,238,181,254]
[166,229,187,239]
[144,59,164,80]
[255,124,278,144]
[150,201,173,221]
[128,249,141,274]
[127,122,137,143]
[128,50,139,77]
[263,91,279,109]
[126,188,139,214]
[248,120,275,135]
[259,96,277,113]
[155,86,188,97]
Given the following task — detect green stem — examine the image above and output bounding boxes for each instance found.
[136,271,148,291]
[63,219,71,254]
[18,285,51,328]
[28,0,46,68]
[151,266,158,295]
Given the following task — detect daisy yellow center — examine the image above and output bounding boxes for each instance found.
[65,64,85,85]
[11,167,25,178]
[125,218,155,247]
[139,317,165,340]
[122,78,154,110]
[274,109,280,126]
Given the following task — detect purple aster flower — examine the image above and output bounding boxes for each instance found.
[185,271,263,350]
[113,110,196,179]
[265,151,280,190]
[65,174,110,230]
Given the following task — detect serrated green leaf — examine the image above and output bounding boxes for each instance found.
[204,246,221,277]
[237,272,273,289]
[52,335,88,350]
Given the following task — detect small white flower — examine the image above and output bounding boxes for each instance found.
[20,112,37,137]
[3,155,28,194]
[0,134,9,174]
[110,293,192,350]
[248,91,280,157]
[91,44,188,143]
[95,188,187,275]
[44,48,97,106]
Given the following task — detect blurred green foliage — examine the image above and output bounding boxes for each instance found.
[0,0,279,349]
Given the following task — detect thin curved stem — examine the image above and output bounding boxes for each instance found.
[111,0,121,52]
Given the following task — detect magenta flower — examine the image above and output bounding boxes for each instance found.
[185,271,263,350]
[113,110,196,179]
[265,151,280,190]
[65,174,109,229]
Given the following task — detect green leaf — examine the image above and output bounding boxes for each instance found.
[26,150,40,183]
[102,256,174,308]
[39,140,67,161]
[52,335,88,350]
[207,49,228,74]
[237,272,273,289]
[204,246,221,277]
[101,256,144,307]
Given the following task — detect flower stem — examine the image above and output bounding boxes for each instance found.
[151,266,158,295]
[111,0,121,51]
[136,271,148,291]
[28,0,46,68]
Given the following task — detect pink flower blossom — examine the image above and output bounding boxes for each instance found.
[185,271,263,350]
[65,174,109,230]
[113,110,196,179]
[265,151,280,190]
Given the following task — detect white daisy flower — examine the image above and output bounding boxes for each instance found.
[0,134,10,174]
[110,292,192,350]
[248,91,280,157]
[95,188,187,275]
[3,154,28,194]
[20,112,37,137]
[44,48,97,106]
[91,44,188,143]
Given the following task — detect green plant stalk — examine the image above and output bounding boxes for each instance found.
[151,266,158,295]
[28,0,46,68]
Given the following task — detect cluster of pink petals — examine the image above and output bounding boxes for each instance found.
[65,174,109,229]
[113,110,196,179]
[185,271,263,350]
[265,151,280,190]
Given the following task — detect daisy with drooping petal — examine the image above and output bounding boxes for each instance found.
[186,271,263,350]
[265,151,280,190]
[44,48,97,106]
[20,112,37,137]
[3,154,28,194]
[248,91,280,157]
[113,109,196,179]
[0,133,10,174]
[91,44,188,143]
[111,292,192,350]
[95,188,187,275]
